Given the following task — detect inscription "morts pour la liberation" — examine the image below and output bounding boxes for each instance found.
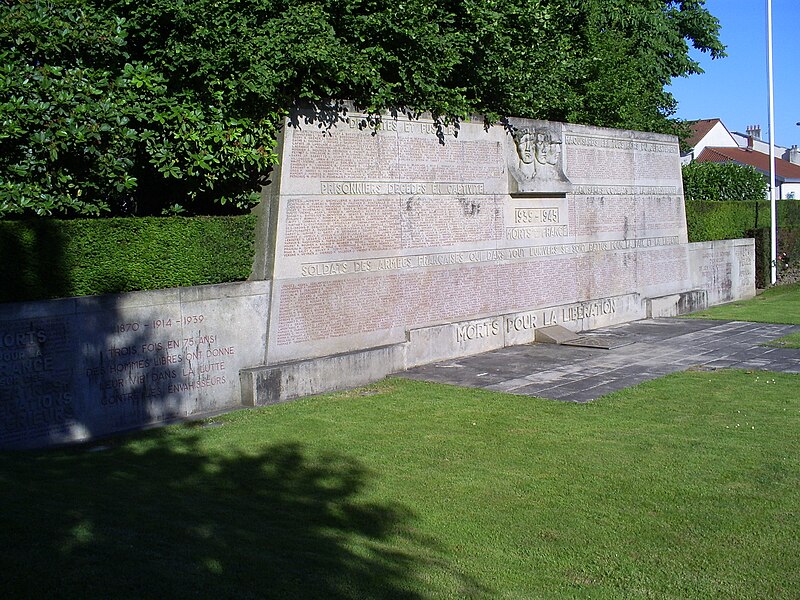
[320,181,485,196]
[455,298,619,343]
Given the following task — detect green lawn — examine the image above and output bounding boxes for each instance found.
[2,372,799,599]
[687,282,800,325]
[764,331,800,349]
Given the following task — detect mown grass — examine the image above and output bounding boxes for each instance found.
[763,331,800,348]
[2,371,798,599]
[687,282,800,325]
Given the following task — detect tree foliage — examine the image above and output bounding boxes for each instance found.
[1,0,279,217]
[682,162,768,203]
[0,3,140,215]
[1,0,724,217]
[562,0,726,132]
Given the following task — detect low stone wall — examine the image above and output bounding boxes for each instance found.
[0,281,270,449]
[688,238,756,306]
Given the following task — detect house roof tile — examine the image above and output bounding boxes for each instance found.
[696,146,800,181]
[686,118,722,149]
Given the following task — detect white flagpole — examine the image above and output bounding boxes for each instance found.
[767,0,777,285]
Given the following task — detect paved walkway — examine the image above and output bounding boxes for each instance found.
[400,319,800,402]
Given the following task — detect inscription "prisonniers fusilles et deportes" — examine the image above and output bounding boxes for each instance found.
[320,181,486,195]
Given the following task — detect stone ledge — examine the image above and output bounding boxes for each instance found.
[240,344,405,406]
[646,289,707,318]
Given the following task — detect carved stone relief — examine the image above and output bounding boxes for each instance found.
[508,122,571,195]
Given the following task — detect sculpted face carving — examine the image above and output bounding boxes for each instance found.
[509,123,571,194]
[534,131,560,166]
[514,130,536,164]
[514,128,561,170]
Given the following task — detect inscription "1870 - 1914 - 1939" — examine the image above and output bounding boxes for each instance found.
[0,311,241,442]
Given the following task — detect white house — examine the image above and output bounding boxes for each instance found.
[684,119,800,199]
[730,125,800,166]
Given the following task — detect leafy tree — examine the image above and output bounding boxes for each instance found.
[0,2,142,215]
[682,162,768,203]
[1,0,279,217]
[561,0,725,133]
[1,0,724,217]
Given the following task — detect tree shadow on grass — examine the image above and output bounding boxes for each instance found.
[0,431,487,599]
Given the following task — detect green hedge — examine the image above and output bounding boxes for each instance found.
[685,200,800,243]
[0,215,257,303]
[685,200,800,287]
[685,200,768,242]
[682,162,767,203]
[747,227,772,289]
[685,200,800,242]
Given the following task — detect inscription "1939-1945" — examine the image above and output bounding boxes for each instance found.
[514,207,559,225]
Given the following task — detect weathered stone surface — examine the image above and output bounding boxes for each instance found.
[240,344,404,406]
[0,281,270,449]
[688,239,756,306]
[256,107,706,373]
[534,325,581,345]
[402,319,800,402]
[647,290,708,318]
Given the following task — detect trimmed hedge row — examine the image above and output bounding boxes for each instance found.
[0,215,257,303]
[685,200,768,242]
[4,201,799,303]
[684,200,800,242]
[685,200,800,243]
[685,200,800,287]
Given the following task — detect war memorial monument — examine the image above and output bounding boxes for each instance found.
[0,106,755,449]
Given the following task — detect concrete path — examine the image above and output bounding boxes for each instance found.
[400,319,800,402]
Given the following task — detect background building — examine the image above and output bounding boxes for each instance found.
[683,118,800,199]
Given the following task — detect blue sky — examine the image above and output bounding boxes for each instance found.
[668,0,799,148]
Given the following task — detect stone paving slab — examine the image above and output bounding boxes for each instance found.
[399,318,800,402]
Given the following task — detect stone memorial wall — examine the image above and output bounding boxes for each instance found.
[0,282,270,449]
[1,106,756,449]
[255,107,740,373]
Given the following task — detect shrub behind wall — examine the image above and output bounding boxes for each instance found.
[685,200,800,288]
[682,162,768,204]
[0,215,257,303]
[685,200,768,242]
